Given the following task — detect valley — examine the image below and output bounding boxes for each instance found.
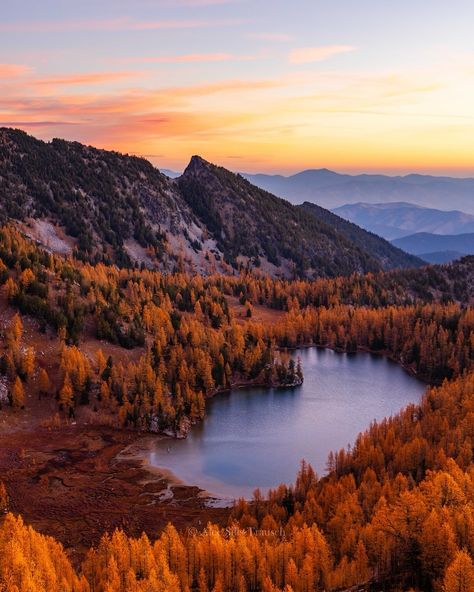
[0,132,473,591]
[2,0,474,588]
[0,198,473,589]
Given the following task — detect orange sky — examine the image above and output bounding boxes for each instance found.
[1,1,474,175]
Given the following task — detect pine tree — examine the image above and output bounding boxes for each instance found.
[59,373,74,411]
[38,368,50,397]
[443,550,474,592]
[11,376,25,409]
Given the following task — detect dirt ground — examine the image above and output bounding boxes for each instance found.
[226,295,285,324]
[0,423,230,565]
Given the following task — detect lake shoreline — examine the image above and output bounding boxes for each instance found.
[280,342,430,384]
[118,435,237,506]
[144,346,426,500]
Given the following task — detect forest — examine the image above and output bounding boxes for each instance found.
[0,225,474,591]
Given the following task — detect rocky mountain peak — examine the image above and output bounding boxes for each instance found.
[183,155,212,176]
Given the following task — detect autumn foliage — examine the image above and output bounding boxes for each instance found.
[1,225,474,590]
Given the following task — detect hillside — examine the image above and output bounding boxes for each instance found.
[412,250,465,264]
[179,156,387,277]
[0,227,474,591]
[299,201,423,269]
[0,127,196,269]
[333,202,474,240]
[392,231,474,255]
[243,169,474,212]
[0,129,420,278]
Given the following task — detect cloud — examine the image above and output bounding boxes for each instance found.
[34,71,142,88]
[0,120,80,127]
[0,64,30,76]
[0,76,281,135]
[249,33,292,42]
[289,45,356,64]
[0,17,245,33]
[124,53,237,64]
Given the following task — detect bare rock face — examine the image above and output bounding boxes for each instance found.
[0,377,9,404]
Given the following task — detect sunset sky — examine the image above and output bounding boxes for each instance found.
[1,0,474,175]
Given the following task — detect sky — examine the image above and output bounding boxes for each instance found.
[1,0,474,175]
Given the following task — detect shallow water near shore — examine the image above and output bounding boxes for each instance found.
[149,348,426,499]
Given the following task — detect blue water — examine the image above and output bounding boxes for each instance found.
[149,348,426,499]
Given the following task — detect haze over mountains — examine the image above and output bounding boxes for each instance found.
[334,202,474,264]
[243,169,474,213]
[392,232,474,264]
[333,202,474,240]
[0,128,420,280]
[242,163,474,264]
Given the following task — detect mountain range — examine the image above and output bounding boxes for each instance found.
[333,202,474,240]
[161,169,181,179]
[243,169,474,212]
[392,232,474,264]
[332,202,474,263]
[0,128,421,279]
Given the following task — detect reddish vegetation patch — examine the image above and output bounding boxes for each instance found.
[0,425,229,565]
[226,295,285,325]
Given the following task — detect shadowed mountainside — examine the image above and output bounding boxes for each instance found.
[0,128,420,277]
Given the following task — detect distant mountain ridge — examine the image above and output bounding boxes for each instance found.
[333,202,474,240]
[0,128,421,278]
[392,232,474,264]
[161,169,181,179]
[298,202,421,270]
[243,169,474,212]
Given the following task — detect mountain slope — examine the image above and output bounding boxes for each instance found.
[179,156,414,277]
[333,202,474,240]
[243,170,474,212]
[0,128,419,278]
[413,251,466,264]
[0,127,200,268]
[299,202,423,269]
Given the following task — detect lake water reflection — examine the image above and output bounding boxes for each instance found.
[149,348,426,499]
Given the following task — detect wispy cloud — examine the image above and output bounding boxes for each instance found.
[124,53,239,64]
[0,17,246,33]
[34,71,142,88]
[0,120,80,128]
[0,63,30,76]
[249,32,292,42]
[289,45,356,64]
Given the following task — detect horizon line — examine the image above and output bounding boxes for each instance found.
[2,126,474,180]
